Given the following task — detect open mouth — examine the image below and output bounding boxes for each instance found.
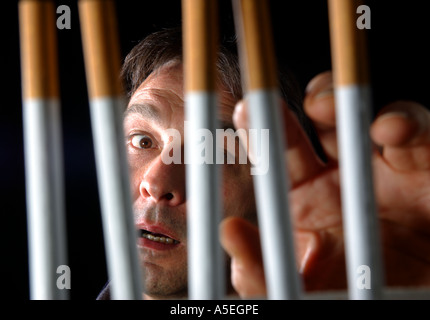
[139,229,180,245]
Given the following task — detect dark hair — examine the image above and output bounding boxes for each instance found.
[121,27,324,159]
[121,27,242,100]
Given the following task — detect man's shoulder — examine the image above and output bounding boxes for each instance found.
[96,281,111,300]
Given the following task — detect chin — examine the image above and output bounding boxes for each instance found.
[141,263,188,300]
[143,287,188,300]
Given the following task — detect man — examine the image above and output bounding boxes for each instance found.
[98,27,430,299]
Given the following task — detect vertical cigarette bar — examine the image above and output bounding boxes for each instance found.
[19,0,68,300]
[79,0,143,299]
[233,0,301,300]
[328,0,384,300]
[182,0,224,299]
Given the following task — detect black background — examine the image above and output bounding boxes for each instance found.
[1,0,429,300]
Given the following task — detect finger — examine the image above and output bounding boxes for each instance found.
[219,217,266,298]
[370,101,430,171]
[303,71,339,161]
[233,98,325,188]
[220,218,346,295]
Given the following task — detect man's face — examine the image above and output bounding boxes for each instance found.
[123,63,257,299]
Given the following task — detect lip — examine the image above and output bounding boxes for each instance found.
[135,223,179,240]
[137,237,180,251]
[135,223,181,251]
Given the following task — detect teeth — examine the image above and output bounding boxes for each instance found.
[140,231,178,244]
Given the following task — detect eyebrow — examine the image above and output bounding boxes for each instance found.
[124,103,235,131]
[123,103,162,125]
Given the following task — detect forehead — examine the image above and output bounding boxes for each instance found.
[128,64,184,106]
[126,63,238,125]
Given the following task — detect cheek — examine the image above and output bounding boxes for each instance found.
[127,154,151,200]
[129,166,142,201]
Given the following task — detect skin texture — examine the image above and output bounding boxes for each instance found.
[222,71,430,297]
[125,63,430,299]
[124,63,257,299]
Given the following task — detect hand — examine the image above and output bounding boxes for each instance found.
[220,71,430,298]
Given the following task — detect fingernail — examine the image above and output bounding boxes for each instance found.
[305,72,333,95]
[233,100,243,116]
[314,83,334,100]
[377,111,410,122]
[305,76,320,94]
[233,100,247,126]
[306,72,334,100]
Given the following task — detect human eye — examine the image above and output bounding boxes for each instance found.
[128,134,155,150]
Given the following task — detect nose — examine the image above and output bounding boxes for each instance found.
[139,154,186,206]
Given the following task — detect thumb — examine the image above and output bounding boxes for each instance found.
[219,216,266,298]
